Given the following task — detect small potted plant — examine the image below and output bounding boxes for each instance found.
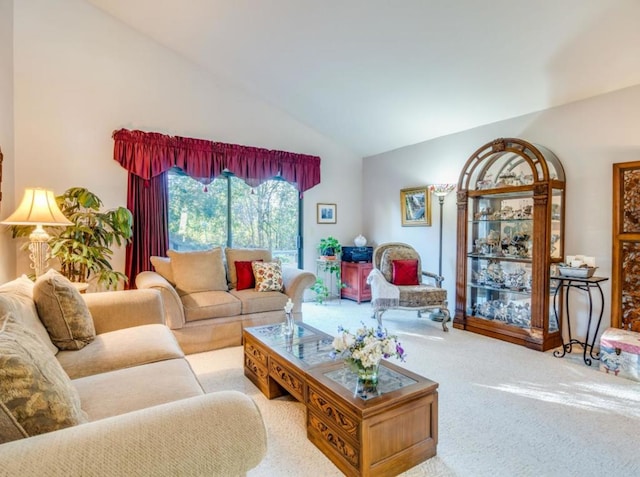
[317,236,342,259]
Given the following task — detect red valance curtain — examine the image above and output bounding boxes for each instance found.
[113,128,321,285]
[113,128,321,192]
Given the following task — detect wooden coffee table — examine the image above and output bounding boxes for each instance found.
[243,322,439,477]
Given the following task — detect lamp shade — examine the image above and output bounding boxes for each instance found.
[429,184,456,197]
[1,188,72,226]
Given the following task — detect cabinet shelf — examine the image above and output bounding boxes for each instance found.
[470,218,533,224]
[467,253,532,263]
[467,283,531,296]
[455,137,566,352]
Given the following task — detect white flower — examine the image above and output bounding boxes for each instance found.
[331,323,406,368]
[284,299,294,314]
[343,333,355,348]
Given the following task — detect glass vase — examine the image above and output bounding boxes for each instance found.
[353,360,380,398]
[283,312,295,336]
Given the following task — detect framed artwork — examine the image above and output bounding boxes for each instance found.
[400,187,431,226]
[317,203,337,224]
[612,161,640,330]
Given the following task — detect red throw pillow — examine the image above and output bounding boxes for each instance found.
[392,259,419,286]
[235,260,262,290]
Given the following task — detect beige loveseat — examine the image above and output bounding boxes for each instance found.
[135,247,316,354]
[0,274,267,476]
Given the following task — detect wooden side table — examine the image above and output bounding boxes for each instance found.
[341,262,373,303]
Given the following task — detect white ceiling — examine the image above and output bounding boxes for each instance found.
[86,0,640,157]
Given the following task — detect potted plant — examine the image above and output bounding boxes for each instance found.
[10,187,133,289]
[310,278,330,305]
[317,236,342,258]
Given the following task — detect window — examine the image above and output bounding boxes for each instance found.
[168,169,302,267]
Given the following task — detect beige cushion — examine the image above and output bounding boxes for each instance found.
[0,275,58,355]
[0,313,87,444]
[181,291,242,322]
[150,256,175,285]
[33,269,96,351]
[74,359,203,421]
[229,288,289,314]
[56,324,184,379]
[398,285,447,307]
[252,261,284,292]
[225,248,272,289]
[167,248,228,295]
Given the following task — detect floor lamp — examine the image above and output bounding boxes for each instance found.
[429,184,456,321]
[1,188,72,278]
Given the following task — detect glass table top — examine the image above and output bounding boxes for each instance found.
[324,364,418,400]
[248,322,421,400]
[250,323,320,345]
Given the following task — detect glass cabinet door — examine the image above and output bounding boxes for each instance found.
[455,138,565,351]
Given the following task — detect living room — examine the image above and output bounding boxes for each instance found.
[1,1,640,475]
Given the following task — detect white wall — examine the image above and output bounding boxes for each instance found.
[7,0,363,283]
[0,0,16,284]
[364,84,640,343]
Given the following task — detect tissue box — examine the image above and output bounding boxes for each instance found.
[565,255,596,267]
[599,327,640,381]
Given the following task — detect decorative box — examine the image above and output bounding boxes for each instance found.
[599,327,640,381]
[557,266,597,278]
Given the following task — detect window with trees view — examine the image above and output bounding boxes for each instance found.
[168,169,301,267]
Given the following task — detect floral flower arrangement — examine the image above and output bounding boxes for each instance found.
[331,323,406,369]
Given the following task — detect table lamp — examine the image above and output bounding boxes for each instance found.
[1,188,72,278]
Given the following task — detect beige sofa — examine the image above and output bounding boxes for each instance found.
[0,275,267,476]
[136,247,316,354]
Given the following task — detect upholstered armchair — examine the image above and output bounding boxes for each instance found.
[367,242,450,331]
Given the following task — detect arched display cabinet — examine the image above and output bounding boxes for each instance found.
[454,138,566,351]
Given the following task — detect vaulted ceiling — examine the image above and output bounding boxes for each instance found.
[86,0,640,157]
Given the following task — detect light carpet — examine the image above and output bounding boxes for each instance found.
[186,300,640,477]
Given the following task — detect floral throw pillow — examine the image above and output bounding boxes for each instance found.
[252,261,284,292]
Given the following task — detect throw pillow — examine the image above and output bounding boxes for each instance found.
[150,256,175,285]
[33,269,96,350]
[392,259,420,286]
[0,275,59,356]
[252,261,284,292]
[0,312,87,443]
[225,248,272,289]
[235,259,263,291]
[167,248,228,295]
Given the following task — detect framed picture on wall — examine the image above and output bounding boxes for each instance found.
[317,203,337,224]
[400,187,431,226]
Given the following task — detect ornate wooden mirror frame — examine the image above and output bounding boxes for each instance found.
[612,161,640,330]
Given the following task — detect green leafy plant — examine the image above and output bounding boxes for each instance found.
[312,260,347,304]
[317,236,342,257]
[310,278,330,304]
[11,187,133,289]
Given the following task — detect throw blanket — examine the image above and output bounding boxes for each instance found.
[366,268,400,310]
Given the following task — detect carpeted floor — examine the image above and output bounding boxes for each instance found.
[186,300,640,476]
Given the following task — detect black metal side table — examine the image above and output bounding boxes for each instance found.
[552,275,609,366]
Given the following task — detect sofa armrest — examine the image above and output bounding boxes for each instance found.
[282,266,316,317]
[82,289,165,334]
[0,391,267,476]
[136,271,186,330]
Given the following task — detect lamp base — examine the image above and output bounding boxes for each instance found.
[28,225,51,279]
